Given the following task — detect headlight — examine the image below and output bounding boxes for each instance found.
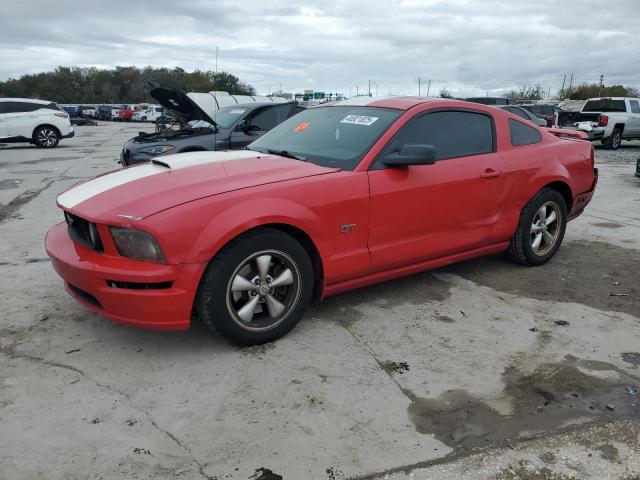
[138,145,175,156]
[110,228,167,263]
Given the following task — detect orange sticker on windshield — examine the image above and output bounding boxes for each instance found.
[294,122,310,132]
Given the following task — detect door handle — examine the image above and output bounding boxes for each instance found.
[480,168,502,179]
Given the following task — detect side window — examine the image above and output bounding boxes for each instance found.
[509,119,542,146]
[249,104,292,131]
[630,100,640,114]
[376,110,494,168]
[507,107,530,120]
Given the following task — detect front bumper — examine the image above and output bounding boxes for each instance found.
[45,222,206,330]
[120,146,152,167]
[568,168,598,220]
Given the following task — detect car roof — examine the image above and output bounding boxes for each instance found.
[327,96,474,111]
[0,97,54,104]
[228,101,295,110]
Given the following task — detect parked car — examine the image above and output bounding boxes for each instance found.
[0,98,74,148]
[466,97,515,105]
[110,104,126,121]
[118,104,144,122]
[96,105,113,121]
[131,106,163,122]
[78,106,97,118]
[520,104,564,126]
[120,85,303,166]
[497,105,547,127]
[553,97,640,149]
[46,97,598,345]
[61,105,79,118]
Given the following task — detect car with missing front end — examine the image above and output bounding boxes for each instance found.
[46,97,598,345]
[120,85,303,167]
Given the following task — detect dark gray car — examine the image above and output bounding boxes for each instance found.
[497,105,547,127]
[120,86,303,167]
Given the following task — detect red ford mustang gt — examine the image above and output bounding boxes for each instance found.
[45,97,598,345]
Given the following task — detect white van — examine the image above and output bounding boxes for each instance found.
[0,98,74,148]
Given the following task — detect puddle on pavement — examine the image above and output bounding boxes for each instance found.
[591,221,624,229]
[0,179,23,190]
[622,353,640,366]
[406,356,640,453]
[443,240,640,318]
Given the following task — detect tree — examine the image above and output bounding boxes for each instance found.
[439,88,454,99]
[506,83,545,101]
[0,66,256,103]
[559,82,639,100]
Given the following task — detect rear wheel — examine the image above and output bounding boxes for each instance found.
[196,229,314,345]
[602,128,622,150]
[141,116,147,122]
[507,188,567,266]
[33,126,60,148]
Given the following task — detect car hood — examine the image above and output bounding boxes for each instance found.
[57,150,340,223]
[148,82,216,126]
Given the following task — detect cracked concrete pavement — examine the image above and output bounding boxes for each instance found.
[0,123,639,479]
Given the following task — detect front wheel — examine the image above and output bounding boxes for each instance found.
[196,229,314,345]
[507,188,567,266]
[33,126,60,148]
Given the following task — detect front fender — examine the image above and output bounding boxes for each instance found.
[186,197,331,266]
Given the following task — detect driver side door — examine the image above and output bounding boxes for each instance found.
[229,104,294,149]
[367,109,508,271]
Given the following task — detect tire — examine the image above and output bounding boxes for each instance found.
[507,188,567,266]
[602,128,622,150]
[33,126,60,148]
[141,116,147,122]
[196,228,314,345]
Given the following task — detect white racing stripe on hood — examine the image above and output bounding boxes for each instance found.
[57,149,260,209]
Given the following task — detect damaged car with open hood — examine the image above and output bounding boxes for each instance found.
[120,84,303,167]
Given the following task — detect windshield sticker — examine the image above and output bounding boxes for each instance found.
[294,122,310,132]
[340,115,379,126]
[229,109,245,114]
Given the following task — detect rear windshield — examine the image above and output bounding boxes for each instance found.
[583,99,626,112]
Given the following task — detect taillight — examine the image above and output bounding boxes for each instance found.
[599,115,608,127]
[55,112,69,118]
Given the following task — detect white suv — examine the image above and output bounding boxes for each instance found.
[131,105,163,122]
[0,98,74,148]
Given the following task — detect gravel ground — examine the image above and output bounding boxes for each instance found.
[0,124,639,480]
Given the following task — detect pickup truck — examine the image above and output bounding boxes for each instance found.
[553,97,640,150]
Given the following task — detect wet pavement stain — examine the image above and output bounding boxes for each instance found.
[250,467,283,480]
[443,240,640,318]
[405,357,640,453]
[592,221,625,229]
[381,361,410,375]
[622,353,640,366]
[0,179,23,190]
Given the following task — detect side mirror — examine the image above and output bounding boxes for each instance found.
[383,144,437,167]
[236,120,248,132]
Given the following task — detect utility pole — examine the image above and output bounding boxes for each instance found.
[426,79,431,97]
[418,76,421,96]
[568,73,573,92]
[559,74,567,98]
[368,79,371,97]
[599,74,604,96]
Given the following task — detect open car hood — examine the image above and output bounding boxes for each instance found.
[147,81,217,126]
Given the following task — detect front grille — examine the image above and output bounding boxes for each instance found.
[64,212,104,252]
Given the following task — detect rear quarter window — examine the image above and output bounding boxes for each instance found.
[509,119,542,146]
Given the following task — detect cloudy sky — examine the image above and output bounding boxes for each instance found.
[1,0,638,97]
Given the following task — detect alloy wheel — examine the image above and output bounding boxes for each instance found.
[226,250,301,332]
[37,128,58,147]
[530,202,562,256]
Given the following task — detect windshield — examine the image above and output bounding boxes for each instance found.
[212,106,249,128]
[248,106,402,170]
[583,99,626,112]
